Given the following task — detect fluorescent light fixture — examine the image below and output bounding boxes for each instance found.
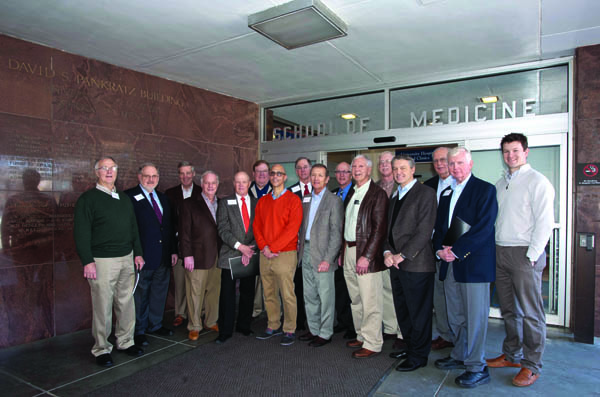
[340,113,357,120]
[479,95,499,103]
[248,0,347,50]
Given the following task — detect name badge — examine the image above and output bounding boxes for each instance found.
[303,197,311,203]
[112,192,120,200]
[227,199,237,205]
[354,199,360,205]
[443,189,452,197]
[134,194,144,201]
[291,185,300,193]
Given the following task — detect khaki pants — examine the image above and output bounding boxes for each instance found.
[343,246,383,352]
[260,250,297,333]
[185,264,221,331]
[88,251,136,356]
[173,259,187,318]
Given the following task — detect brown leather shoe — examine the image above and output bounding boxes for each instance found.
[205,324,219,332]
[512,368,539,387]
[486,354,521,368]
[346,339,363,348]
[352,348,379,359]
[188,330,200,341]
[431,336,454,350]
[173,315,184,327]
[393,338,407,350]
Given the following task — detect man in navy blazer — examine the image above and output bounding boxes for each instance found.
[432,147,498,388]
[125,163,177,347]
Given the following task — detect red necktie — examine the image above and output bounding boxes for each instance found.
[241,197,250,233]
[303,184,310,197]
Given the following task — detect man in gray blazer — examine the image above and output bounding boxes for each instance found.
[297,164,344,347]
[384,155,437,372]
[215,171,257,344]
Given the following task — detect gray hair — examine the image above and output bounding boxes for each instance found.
[201,170,219,184]
[379,151,394,160]
[392,155,415,169]
[448,147,472,162]
[432,147,450,156]
[351,154,373,168]
[177,161,194,173]
[137,162,160,175]
[94,156,117,170]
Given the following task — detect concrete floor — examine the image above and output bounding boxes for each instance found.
[1,316,598,396]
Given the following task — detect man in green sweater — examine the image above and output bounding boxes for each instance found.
[74,156,145,367]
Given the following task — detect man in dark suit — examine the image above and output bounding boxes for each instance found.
[215,171,257,344]
[297,164,344,347]
[180,171,222,341]
[331,161,356,339]
[288,156,312,331]
[432,147,498,388]
[165,161,202,328]
[424,147,455,351]
[125,163,177,347]
[384,155,437,372]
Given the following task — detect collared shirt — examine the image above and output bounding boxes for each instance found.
[252,182,271,199]
[234,193,251,250]
[300,181,312,196]
[139,184,163,214]
[394,178,418,201]
[305,188,325,240]
[344,179,371,241]
[182,183,193,199]
[336,183,352,201]
[377,178,395,198]
[272,187,288,200]
[95,183,119,199]
[436,175,453,203]
[448,173,472,228]
[202,192,218,222]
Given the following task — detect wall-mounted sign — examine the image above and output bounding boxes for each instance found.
[395,148,434,163]
[577,163,600,185]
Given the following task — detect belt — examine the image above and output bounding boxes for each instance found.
[346,241,357,247]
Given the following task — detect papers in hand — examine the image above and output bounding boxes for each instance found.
[229,253,259,279]
[132,269,140,296]
[442,216,471,246]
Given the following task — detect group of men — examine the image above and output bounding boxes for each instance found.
[74,132,553,389]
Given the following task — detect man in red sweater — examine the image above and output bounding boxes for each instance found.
[253,164,303,346]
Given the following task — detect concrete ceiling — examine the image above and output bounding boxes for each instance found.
[0,0,599,106]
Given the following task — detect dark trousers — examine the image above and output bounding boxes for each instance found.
[134,264,171,335]
[334,265,355,331]
[218,269,256,337]
[294,266,307,330]
[390,267,434,365]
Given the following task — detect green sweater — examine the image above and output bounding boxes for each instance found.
[74,188,143,266]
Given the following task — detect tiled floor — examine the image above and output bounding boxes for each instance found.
[0,316,598,396]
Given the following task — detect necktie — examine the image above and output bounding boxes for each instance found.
[303,184,310,197]
[241,197,250,233]
[150,192,162,224]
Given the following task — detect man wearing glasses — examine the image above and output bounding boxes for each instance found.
[125,163,177,347]
[253,164,303,346]
[74,157,145,367]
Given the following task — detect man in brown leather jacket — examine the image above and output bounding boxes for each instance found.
[343,155,389,359]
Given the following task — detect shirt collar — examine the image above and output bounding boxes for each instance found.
[354,179,371,193]
[139,184,154,196]
[505,163,531,181]
[451,173,472,190]
[272,187,287,199]
[396,179,417,196]
[202,192,216,204]
[311,188,326,199]
[236,193,250,202]
[96,183,116,195]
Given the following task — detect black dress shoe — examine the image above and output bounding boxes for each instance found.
[396,358,427,372]
[343,330,357,339]
[434,356,466,370]
[389,350,408,359]
[215,335,230,344]
[118,345,144,357]
[455,367,491,388]
[309,337,331,347]
[134,334,149,347]
[333,325,346,334]
[298,332,316,342]
[95,353,113,367]
[150,327,174,336]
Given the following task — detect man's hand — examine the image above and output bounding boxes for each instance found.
[239,244,255,258]
[437,246,455,263]
[318,261,330,273]
[171,254,178,267]
[184,256,195,272]
[384,252,403,269]
[242,254,251,266]
[262,246,279,259]
[134,256,145,271]
[83,262,97,279]
[356,256,370,275]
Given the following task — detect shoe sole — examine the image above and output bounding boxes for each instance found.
[455,376,491,388]
[256,332,283,340]
[435,362,466,369]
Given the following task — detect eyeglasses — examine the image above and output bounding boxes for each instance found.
[334,170,351,174]
[142,174,159,180]
[96,166,118,172]
[295,165,310,170]
[378,160,392,165]
[270,171,286,177]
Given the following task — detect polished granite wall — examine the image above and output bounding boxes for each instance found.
[0,34,258,348]
[574,44,600,336]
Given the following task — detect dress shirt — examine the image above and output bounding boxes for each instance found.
[96,183,119,198]
[234,193,252,250]
[182,184,193,199]
[202,192,218,222]
[300,181,312,196]
[448,173,472,228]
[344,179,371,242]
[436,176,453,203]
[272,187,288,200]
[305,188,325,240]
[139,184,163,214]
[337,183,352,201]
[394,179,417,201]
